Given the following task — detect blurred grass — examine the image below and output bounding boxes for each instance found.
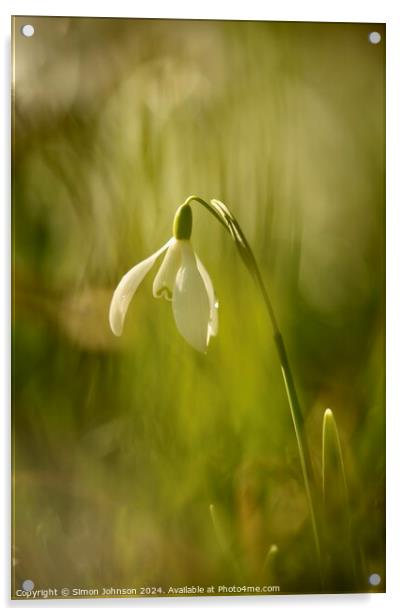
[12,17,385,595]
[322,409,357,590]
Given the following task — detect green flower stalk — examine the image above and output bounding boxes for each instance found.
[179,195,322,572]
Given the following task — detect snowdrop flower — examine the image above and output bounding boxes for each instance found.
[109,203,218,353]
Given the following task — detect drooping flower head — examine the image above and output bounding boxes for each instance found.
[109,203,218,353]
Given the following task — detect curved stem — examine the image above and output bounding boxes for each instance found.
[183,195,227,230]
[185,195,322,575]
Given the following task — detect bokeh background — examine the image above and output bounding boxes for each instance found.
[12,17,385,596]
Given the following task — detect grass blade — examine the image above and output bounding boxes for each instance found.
[322,408,357,588]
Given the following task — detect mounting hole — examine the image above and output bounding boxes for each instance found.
[368,31,381,45]
[21,24,35,38]
[22,579,35,591]
[368,573,381,586]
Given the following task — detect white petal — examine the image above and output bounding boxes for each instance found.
[109,238,173,336]
[172,242,211,353]
[152,239,181,301]
[196,255,218,339]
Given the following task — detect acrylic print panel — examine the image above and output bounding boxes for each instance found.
[11,16,385,600]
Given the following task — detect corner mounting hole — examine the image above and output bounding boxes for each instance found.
[369,31,381,44]
[22,579,34,591]
[21,24,35,38]
[369,573,381,586]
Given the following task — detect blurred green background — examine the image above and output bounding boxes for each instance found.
[12,17,385,596]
